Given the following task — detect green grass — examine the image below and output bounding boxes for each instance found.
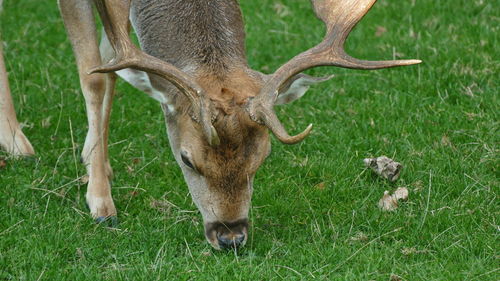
[1,0,498,280]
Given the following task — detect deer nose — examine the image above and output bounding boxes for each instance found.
[205,219,248,250]
[217,232,246,249]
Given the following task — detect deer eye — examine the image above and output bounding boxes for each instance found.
[181,152,195,170]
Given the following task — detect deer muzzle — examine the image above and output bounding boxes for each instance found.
[204,219,248,250]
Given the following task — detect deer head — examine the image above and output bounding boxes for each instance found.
[91,0,420,250]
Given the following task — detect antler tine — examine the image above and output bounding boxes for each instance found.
[260,107,313,145]
[250,0,421,144]
[90,0,219,146]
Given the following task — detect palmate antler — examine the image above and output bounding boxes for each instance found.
[89,0,220,146]
[248,0,422,144]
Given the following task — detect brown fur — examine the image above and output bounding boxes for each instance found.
[197,67,263,114]
[202,109,269,216]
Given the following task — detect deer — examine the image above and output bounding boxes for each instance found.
[1,0,420,250]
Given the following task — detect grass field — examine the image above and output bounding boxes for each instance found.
[0,0,498,280]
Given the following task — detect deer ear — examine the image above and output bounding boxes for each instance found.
[116,68,169,103]
[275,74,334,105]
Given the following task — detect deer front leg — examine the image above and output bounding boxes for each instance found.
[59,0,116,222]
[83,71,115,182]
[0,40,34,156]
[100,73,116,181]
[99,30,118,181]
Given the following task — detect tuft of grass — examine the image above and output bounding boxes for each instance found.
[1,0,498,280]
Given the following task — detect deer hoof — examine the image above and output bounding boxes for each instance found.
[95,216,119,228]
[84,200,118,227]
[85,193,117,224]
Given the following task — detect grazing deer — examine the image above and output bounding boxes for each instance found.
[3,0,420,250]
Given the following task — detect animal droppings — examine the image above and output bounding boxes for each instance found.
[378,187,410,211]
[364,156,403,182]
[378,190,398,211]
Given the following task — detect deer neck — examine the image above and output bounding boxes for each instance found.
[130,0,247,76]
